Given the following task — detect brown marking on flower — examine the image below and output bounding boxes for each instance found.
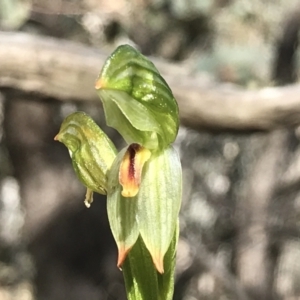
[119,144,151,197]
[117,244,131,269]
[152,252,164,274]
[128,144,136,181]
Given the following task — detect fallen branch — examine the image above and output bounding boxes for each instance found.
[1,32,300,132]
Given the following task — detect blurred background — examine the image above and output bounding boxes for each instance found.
[1,0,300,299]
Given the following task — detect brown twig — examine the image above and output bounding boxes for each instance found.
[1,32,300,132]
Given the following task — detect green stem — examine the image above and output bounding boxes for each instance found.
[122,222,179,300]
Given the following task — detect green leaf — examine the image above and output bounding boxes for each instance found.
[95,44,179,150]
[137,146,182,273]
[107,148,140,267]
[55,111,117,206]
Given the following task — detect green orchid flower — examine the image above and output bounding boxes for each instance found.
[55,44,182,300]
[107,143,181,275]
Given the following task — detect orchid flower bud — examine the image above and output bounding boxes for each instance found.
[54,111,117,207]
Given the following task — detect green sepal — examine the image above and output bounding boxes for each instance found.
[137,146,182,273]
[157,221,179,300]
[99,90,161,149]
[95,45,179,150]
[55,111,117,206]
[107,148,140,266]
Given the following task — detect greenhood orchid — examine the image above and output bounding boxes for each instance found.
[55,45,182,300]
